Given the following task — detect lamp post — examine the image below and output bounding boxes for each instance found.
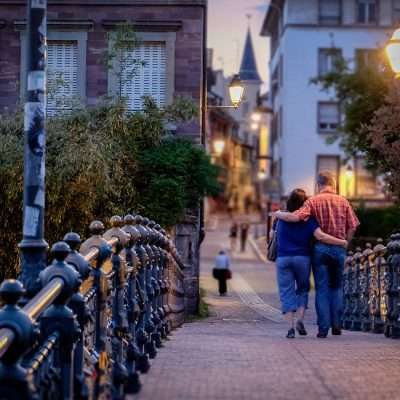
[18,0,48,298]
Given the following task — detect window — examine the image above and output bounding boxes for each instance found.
[279,55,284,87]
[108,31,175,111]
[318,102,339,133]
[355,49,378,70]
[20,31,87,113]
[318,48,342,76]
[394,0,400,24]
[120,42,167,111]
[271,111,279,145]
[316,155,340,192]
[47,41,78,116]
[355,156,377,197]
[319,0,342,25]
[278,106,283,137]
[356,0,377,24]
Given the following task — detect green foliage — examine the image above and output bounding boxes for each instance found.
[0,98,218,279]
[355,205,400,241]
[136,137,221,227]
[311,48,392,169]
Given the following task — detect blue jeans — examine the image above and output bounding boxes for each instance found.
[312,243,346,333]
[276,256,311,314]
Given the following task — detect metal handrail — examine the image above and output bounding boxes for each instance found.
[24,278,64,320]
[0,236,119,360]
[83,237,119,262]
[0,328,15,358]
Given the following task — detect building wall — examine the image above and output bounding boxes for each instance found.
[0,0,205,141]
[0,0,206,314]
[268,0,394,199]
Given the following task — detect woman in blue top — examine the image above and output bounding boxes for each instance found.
[275,189,347,339]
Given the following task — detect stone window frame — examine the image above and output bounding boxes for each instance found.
[318,47,342,77]
[107,31,176,107]
[20,30,87,103]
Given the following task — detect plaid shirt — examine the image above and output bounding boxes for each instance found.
[293,189,360,240]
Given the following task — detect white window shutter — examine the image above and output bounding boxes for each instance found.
[47,41,78,116]
[120,42,167,111]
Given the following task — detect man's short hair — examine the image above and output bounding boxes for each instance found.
[317,171,336,188]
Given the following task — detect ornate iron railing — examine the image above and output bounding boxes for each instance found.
[343,234,400,338]
[0,214,185,399]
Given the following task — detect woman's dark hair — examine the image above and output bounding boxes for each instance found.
[286,189,307,212]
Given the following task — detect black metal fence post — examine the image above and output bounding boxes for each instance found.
[361,244,373,332]
[19,0,49,298]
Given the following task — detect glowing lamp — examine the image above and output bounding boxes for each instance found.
[258,169,267,181]
[229,74,245,108]
[386,28,400,77]
[251,112,262,122]
[213,139,225,156]
[345,165,354,179]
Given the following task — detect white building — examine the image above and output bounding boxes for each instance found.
[261,0,396,202]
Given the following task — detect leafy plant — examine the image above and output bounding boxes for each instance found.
[0,98,218,280]
[136,137,221,226]
[311,48,392,170]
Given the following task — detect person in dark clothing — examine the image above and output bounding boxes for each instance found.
[213,250,231,296]
[229,222,238,252]
[275,189,347,339]
[240,223,249,252]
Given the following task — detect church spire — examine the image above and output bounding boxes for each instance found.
[239,27,261,82]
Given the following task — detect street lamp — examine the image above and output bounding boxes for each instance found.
[257,169,267,181]
[213,139,226,156]
[209,74,245,109]
[251,112,261,122]
[228,74,245,108]
[386,28,400,77]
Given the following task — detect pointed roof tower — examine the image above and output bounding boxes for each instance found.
[239,27,261,82]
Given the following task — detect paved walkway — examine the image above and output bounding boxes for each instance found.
[135,215,400,400]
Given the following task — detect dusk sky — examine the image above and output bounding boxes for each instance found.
[208,0,270,90]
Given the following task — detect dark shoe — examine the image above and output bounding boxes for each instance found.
[296,320,307,336]
[331,327,342,335]
[286,328,295,339]
[317,331,328,338]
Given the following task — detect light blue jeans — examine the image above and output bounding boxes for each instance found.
[276,256,311,314]
[312,243,346,333]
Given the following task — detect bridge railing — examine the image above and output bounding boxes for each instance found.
[0,214,185,399]
[342,233,400,338]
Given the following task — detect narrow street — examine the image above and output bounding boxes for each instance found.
[136,215,400,400]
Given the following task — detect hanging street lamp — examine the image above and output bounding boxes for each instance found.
[228,74,245,108]
[208,74,245,109]
[386,28,400,77]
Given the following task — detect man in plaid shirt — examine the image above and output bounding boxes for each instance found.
[275,171,360,338]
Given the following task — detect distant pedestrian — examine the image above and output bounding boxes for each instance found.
[244,195,252,214]
[240,223,249,252]
[213,250,231,296]
[229,222,238,252]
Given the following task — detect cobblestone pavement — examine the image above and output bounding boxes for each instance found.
[134,215,400,400]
